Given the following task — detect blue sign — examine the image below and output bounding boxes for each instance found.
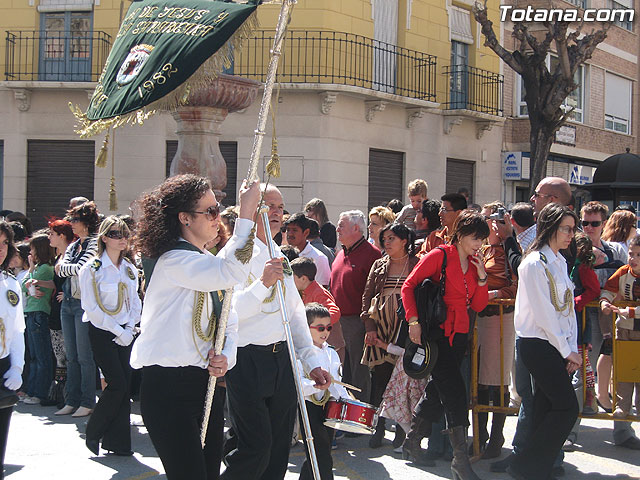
[502,152,522,180]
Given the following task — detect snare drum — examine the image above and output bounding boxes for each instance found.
[324,397,377,435]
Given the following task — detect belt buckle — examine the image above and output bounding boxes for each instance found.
[272,343,278,353]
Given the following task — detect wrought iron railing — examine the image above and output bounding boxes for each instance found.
[232,30,437,101]
[5,30,112,82]
[443,65,503,116]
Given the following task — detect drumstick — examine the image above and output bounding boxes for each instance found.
[331,377,362,393]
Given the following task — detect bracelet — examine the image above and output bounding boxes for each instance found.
[408,321,420,326]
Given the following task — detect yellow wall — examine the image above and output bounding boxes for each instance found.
[1,0,501,107]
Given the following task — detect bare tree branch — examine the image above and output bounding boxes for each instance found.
[472,2,523,74]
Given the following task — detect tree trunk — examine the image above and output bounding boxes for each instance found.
[529,118,555,195]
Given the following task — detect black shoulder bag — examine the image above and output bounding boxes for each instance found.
[414,246,447,335]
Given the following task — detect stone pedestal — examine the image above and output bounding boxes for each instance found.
[170,74,261,200]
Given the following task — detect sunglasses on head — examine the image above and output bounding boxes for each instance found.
[309,324,333,332]
[104,230,128,240]
[189,204,220,221]
[581,220,602,227]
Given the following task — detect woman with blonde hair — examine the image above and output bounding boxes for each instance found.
[368,206,395,251]
[79,215,141,456]
[602,209,638,255]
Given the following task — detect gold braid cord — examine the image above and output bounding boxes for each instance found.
[542,267,573,315]
[192,292,217,361]
[92,271,127,315]
[307,382,330,407]
[234,224,256,264]
[0,319,5,355]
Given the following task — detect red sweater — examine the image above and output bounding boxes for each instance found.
[330,237,382,316]
[574,263,600,312]
[401,244,488,342]
[301,280,341,325]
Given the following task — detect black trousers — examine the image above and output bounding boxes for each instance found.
[415,333,469,428]
[141,366,226,480]
[0,357,13,480]
[370,361,395,407]
[299,401,334,480]
[222,344,296,480]
[511,338,578,480]
[86,325,132,451]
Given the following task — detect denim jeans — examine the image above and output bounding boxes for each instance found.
[25,311,53,399]
[60,297,95,408]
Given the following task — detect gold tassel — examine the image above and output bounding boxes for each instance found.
[234,224,256,264]
[96,131,109,168]
[265,139,281,178]
[109,176,118,211]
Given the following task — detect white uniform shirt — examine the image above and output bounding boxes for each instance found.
[232,237,323,371]
[130,218,254,370]
[300,242,331,286]
[297,343,348,401]
[514,245,578,359]
[78,251,142,336]
[0,273,25,369]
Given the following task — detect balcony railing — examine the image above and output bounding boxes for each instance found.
[5,30,112,82]
[443,65,504,116]
[232,30,437,102]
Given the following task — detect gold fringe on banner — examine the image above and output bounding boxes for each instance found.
[70,12,259,138]
[95,130,109,168]
[109,176,118,211]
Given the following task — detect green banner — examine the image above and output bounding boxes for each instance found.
[75,0,258,135]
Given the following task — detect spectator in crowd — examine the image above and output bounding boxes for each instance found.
[279,245,300,263]
[285,213,331,287]
[457,187,471,204]
[306,218,335,266]
[331,210,381,403]
[8,222,26,243]
[291,257,344,362]
[305,198,337,250]
[20,235,55,405]
[419,193,467,255]
[361,223,418,448]
[510,203,581,480]
[396,179,428,232]
[476,202,518,459]
[386,199,404,215]
[54,201,100,418]
[614,204,639,236]
[69,197,89,209]
[0,210,13,221]
[368,206,395,251]
[602,209,638,255]
[415,199,442,248]
[401,210,489,477]
[6,212,33,239]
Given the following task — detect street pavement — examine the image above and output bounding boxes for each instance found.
[5,401,640,479]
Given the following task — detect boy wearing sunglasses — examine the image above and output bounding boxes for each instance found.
[297,303,349,480]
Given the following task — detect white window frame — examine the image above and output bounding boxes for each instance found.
[607,0,634,31]
[516,56,585,123]
[604,72,632,135]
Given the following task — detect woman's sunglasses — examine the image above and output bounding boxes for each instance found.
[309,324,333,332]
[104,230,129,240]
[189,204,220,221]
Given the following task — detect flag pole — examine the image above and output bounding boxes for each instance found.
[200,4,322,480]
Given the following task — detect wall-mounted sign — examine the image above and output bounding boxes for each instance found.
[555,125,576,146]
[569,164,594,185]
[502,151,522,180]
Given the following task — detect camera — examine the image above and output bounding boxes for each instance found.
[489,207,506,222]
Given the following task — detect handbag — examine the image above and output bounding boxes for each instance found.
[70,276,82,300]
[367,293,386,322]
[414,247,447,333]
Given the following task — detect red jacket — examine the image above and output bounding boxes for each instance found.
[401,244,488,343]
[301,280,341,325]
[574,264,600,312]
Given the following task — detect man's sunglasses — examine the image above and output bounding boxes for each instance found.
[104,230,129,240]
[189,204,220,221]
[309,324,333,332]
[581,220,602,227]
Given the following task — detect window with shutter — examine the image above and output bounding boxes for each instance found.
[368,149,404,212]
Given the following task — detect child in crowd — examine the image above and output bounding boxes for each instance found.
[600,234,640,418]
[395,179,428,233]
[570,232,600,415]
[292,257,344,362]
[10,244,30,286]
[21,235,55,404]
[297,303,349,480]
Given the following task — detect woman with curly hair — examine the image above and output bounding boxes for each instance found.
[79,216,141,456]
[130,174,259,480]
[55,201,100,417]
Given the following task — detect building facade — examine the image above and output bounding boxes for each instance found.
[501,0,638,210]
[0,0,505,227]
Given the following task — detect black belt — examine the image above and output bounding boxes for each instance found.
[245,341,287,354]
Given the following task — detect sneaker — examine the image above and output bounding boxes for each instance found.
[582,388,598,415]
[23,396,41,405]
[562,438,576,452]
